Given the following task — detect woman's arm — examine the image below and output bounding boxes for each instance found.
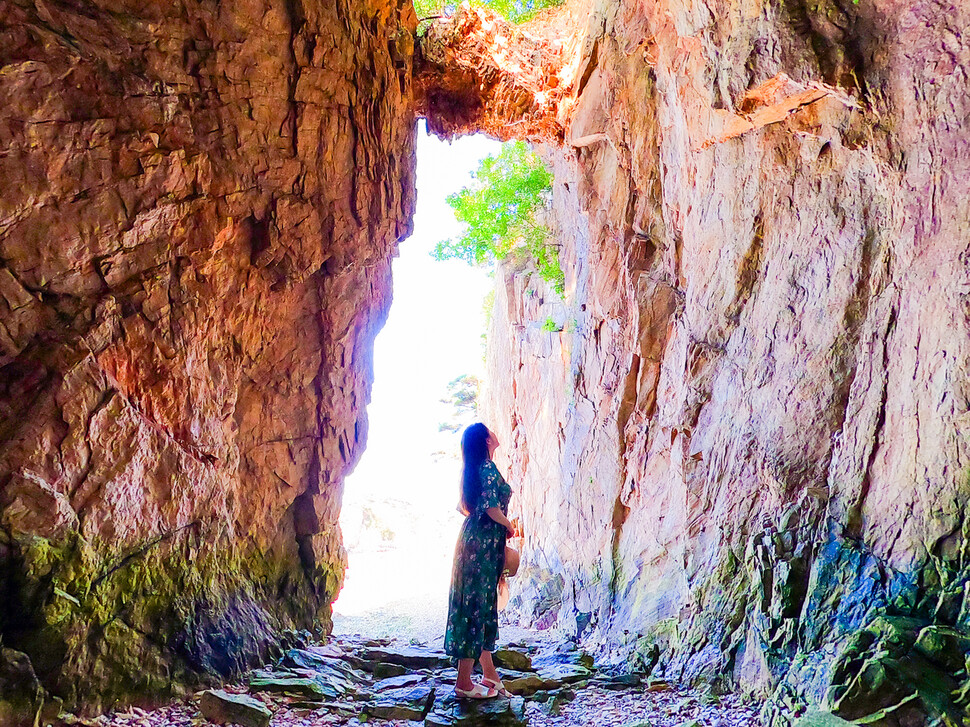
[486,507,515,536]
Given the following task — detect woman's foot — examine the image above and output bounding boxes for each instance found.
[481,676,511,697]
[455,683,499,699]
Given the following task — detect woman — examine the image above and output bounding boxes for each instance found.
[444,422,515,699]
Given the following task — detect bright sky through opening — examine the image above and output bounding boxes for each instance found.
[333,124,501,639]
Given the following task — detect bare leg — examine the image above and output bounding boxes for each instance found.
[479,650,501,684]
[456,658,476,692]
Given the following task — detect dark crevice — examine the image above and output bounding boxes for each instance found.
[282,0,306,157]
[843,302,897,540]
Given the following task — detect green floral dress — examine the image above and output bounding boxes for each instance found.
[444,459,512,659]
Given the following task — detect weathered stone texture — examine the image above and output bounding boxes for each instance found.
[0,0,415,714]
[415,5,567,142]
[478,0,970,720]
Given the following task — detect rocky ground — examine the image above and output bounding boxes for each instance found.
[85,635,763,727]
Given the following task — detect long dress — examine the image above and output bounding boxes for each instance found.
[444,459,512,659]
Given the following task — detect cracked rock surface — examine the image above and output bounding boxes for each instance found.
[0,0,415,717]
[470,0,970,722]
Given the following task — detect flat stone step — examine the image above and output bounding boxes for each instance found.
[533,662,592,684]
[199,689,271,727]
[373,673,428,691]
[247,676,333,699]
[366,681,436,721]
[360,645,453,670]
[425,692,527,727]
[492,649,533,671]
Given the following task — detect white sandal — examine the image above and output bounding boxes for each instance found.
[481,677,511,697]
[455,683,498,699]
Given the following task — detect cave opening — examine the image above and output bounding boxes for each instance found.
[331,122,501,643]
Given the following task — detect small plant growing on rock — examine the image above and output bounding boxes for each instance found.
[433,140,565,296]
[541,317,561,332]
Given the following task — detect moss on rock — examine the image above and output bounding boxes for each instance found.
[2,525,341,715]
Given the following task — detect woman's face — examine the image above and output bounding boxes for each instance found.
[486,429,500,457]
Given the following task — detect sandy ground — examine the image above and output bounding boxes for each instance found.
[332,491,458,646]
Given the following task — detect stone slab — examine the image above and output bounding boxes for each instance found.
[425,692,526,727]
[199,689,271,727]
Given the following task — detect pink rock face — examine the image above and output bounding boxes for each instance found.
[481,0,970,714]
[0,0,415,712]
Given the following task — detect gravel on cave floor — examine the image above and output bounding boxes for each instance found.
[524,684,762,727]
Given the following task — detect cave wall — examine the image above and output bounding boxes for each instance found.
[480,0,970,720]
[0,0,415,717]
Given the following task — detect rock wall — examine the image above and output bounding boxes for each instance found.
[478,0,970,721]
[0,0,415,718]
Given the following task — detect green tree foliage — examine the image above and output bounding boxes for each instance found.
[434,141,564,295]
[438,375,480,433]
[414,0,562,24]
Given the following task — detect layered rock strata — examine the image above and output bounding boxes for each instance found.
[456,0,970,722]
[0,0,415,718]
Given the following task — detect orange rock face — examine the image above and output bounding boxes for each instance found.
[0,0,415,714]
[477,0,970,719]
[415,6,568,142]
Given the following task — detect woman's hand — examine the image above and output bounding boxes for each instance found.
[486,507,515,537]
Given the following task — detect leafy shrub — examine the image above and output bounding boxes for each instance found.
[414,0,562,24]
[433,141,565,295]
[541,317,561,332]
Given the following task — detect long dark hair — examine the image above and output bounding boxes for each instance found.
[460,422,490,514]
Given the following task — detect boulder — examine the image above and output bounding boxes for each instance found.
[493,649,532,672]
[374,673,427,691]
[199,689,272,727]
[534,663,592,684]
[288,700,358,716]
[501,673,559,696]
[362,646,453,670]
[367,682,436,721]
[589,673,641,690]
[283,648,355,676]
[248,676,331,699]
[425,692,527,727]
[373,662,410,679]
[281,647,370,697]
[531,687,575,716]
